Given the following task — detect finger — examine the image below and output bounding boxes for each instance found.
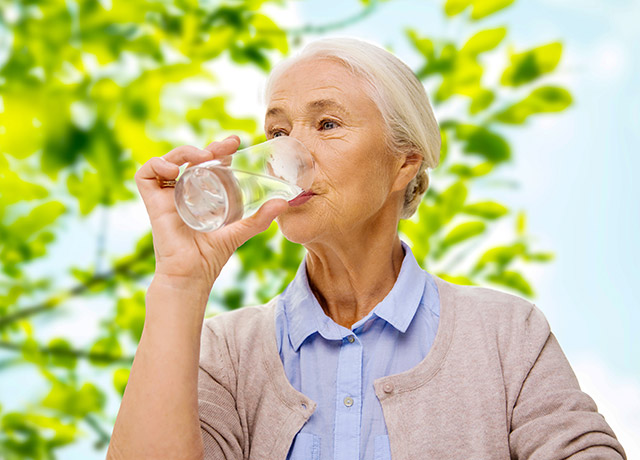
[162,145,213,167]
[203,136,240,167]
[135,156,180,184]
[221,199,289,248]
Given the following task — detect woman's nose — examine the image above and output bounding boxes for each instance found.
[287,129,314,157]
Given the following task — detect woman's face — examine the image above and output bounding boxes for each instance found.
[265,58,412,245]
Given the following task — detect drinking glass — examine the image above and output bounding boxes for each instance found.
[174,136,315,232]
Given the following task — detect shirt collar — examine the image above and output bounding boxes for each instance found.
[280,240,427,351]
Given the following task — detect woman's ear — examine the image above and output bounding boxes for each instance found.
[392,151,423,192]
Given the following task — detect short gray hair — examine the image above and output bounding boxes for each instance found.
[264,37,441,219]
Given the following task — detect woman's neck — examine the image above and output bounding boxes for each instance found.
[304,232,405,329]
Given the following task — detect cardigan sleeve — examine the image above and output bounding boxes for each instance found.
[508,306,626,459]
[197,321,244,460]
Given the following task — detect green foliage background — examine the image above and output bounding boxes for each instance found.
[0,0,571,457]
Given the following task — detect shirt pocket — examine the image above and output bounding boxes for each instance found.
[287,432,321,460]
[374,434,392,460]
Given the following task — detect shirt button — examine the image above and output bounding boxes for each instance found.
[347,335,355,343]
[383,383,394,394]
[343,396,354,407]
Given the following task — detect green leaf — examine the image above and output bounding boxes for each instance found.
[455,124,511,162]
[186,96,258,133]
[435,274,475,285]
[7,202,66,240]
[471,161,494,176]
[448,161,493,178]
[407,29,435,59]
[399,217,431,264]
[76,383,107,416]
[47,338,77,369]
[488,270,534,296]
[444,0,473,16]
[469,88,495,114]
[113,368,131,396]
[222,287,245,310]
[115,292,146,342]
[42,381,105,417]
[439,129,448,164]
[0,91,46,159]
[471,0,516,20]
[501,42,563,87]
[475,243,526,270]
[516,211,526,235]
[437,55,483,101]
[229,43,271,72]
[524,251,554,262]
[440,181,468,221]
[25,414,77,447]
[0,157,49,206]
[448,164,473,178]
[462,201,508,219]
[1,411,78,453]
[251,14,288,54]
[41,124,90,176]
[21,338,46,366]
[461,27,507,56]
[89,337,122,366]
[441,221,486,248]
[493,85,573,124]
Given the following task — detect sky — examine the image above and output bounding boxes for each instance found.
[2,0,638,458]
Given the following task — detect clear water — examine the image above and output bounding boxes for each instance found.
[235,169,303,215]
[175,166,302,232]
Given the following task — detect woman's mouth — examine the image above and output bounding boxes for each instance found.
[288,190,315,207]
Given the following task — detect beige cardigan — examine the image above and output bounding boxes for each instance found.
[197,275,626,459]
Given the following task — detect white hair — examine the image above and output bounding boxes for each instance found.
[263,37,441,219]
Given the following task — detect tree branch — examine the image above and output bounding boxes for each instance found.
[85,413,112,448]
[255,0,380,37]
[0,340,134,365]
[287,1,379,36]
[0,244,153,329]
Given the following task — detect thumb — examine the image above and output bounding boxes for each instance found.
[222,199,290,247]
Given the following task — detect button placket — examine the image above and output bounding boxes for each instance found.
[334,331,362,459]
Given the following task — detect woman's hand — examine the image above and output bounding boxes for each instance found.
[135,135,289,292]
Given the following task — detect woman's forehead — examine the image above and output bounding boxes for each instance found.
[266,59,375,116]
[266,97,352,121]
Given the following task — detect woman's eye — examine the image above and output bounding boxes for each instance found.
[272,131,286,138]
[321,120,338,130]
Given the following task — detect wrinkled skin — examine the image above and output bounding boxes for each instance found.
[265,58,422,327]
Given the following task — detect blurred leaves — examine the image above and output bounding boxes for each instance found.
[460,27,507,56]
[1,412,77,457]
[1,0,294,454]
[112,368,130,396]
[492,85,573,124]
[444,0,516,20]
[397,0,568,297]
[454,124,511,162]
[42,381,105,418]
[501,42,563,87]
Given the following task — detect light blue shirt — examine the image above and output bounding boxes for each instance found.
[275,241,441,460]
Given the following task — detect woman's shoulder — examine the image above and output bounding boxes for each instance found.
[199,297,279,378]
[202,297,278,338]
[431,274,550,342]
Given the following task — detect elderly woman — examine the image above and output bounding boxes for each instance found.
[107,38,626,459]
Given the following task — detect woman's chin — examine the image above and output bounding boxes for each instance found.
[276,211,321,245]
